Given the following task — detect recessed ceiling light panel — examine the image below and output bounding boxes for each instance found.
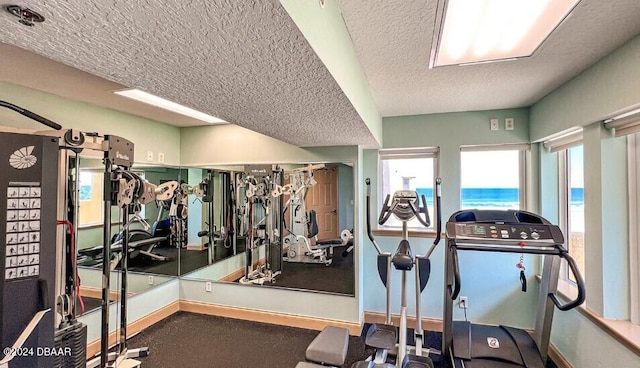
[431,0,581,67]
[114,89,226,124]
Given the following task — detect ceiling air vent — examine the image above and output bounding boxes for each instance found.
[5,5,45,27]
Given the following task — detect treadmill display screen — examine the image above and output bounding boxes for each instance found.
[472,225,486,235]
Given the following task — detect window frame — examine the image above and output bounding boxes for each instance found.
[378,147,440,231]
[557,143,585,285]
[628,133,640,324]
[77,168,105,227]
[77,168,147,228]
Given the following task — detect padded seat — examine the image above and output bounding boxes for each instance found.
[306,326,349,366]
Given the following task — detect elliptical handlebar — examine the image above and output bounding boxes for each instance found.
[365,178,383,255]
[409,194,431,228]
[425,177,442,259]
[378,194,394,225]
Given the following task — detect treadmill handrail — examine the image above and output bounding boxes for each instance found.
[549,252,586,311]
[450,244,461,300]
[365,178,383,255]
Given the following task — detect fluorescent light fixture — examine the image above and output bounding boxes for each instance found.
[114,88,225,124]
[431,0,581,67]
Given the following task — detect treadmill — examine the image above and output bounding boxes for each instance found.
[442,210,586,368]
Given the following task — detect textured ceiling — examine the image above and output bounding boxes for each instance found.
[2,1,640,148]
[0,0,378,147]
[338,0,640,117]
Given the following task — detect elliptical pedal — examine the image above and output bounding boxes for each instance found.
[401,354,434,368]
[364,323,397,350]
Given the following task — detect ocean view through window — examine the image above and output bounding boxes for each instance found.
[567,145,585,282]
[461,150,522,210]
[380,148,438,229]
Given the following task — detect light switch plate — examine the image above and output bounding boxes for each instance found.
[505,118,514,130]
[490,118,499,131]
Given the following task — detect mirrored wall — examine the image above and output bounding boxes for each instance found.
[179,162,356,296]
[75,157,184,316]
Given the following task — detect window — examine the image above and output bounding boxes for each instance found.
[78,169,104,226]
[607,111,640,324]
[460,145,528,210]
[379,148,439,229]
[543,128,585,283]
[562,145,585,282]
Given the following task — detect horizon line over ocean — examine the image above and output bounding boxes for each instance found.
[416,187,584,207]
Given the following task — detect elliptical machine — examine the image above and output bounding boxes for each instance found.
[354,178,441,368]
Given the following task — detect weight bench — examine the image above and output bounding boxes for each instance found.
[296,326,349,367]
[78,235,169,270]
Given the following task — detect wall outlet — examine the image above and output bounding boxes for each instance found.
[146,151,154,161]
[459,296,468,309]
[148,275,154,285]
[158,152,165,163]
[490,118,499,131]
[205,281,212,292]
[505,118,515,130]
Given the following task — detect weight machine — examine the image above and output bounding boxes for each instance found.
[81,144,177,368]
[238,165,284,285]
[282,164,337,266]
[0,101,178,368]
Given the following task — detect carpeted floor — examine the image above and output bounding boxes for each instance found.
[126,312,367,368]
[124,312,558,368]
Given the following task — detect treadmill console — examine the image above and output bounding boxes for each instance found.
[447,223,561,245]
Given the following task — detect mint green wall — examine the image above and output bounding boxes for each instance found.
[363,108,540,329]
[383,108,531,215]
[79,279,179,344]
[0,82,181,166]
[531,34,640,141]
[582,124,629,319]
[550,305,639,367]
[186,168,204,245]
[531,33,638,367]
[180,124,358,166]
[280,0,382,147]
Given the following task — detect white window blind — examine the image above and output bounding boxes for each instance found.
[606,110,640,137]
[543,129,583,153]
[460,143,530,152]
[379,147,440,160]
